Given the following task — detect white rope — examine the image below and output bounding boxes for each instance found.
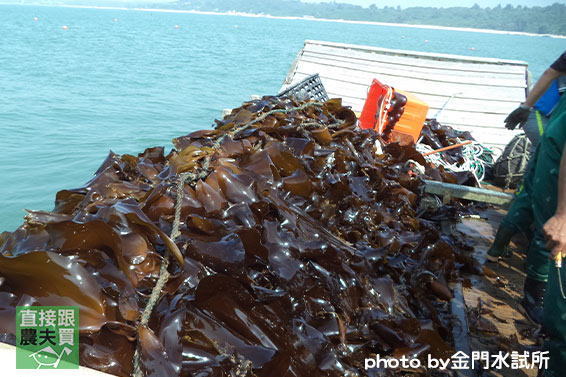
[416,141,495,182]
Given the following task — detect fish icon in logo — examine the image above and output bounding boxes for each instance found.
[28,346,72,368]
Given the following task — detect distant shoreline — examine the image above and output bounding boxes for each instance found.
[13,3,566,39]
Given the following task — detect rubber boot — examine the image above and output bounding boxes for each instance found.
[486,225,516,262]
[520,277,546,325]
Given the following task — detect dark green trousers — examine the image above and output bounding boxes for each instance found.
[543,266,566,372]
[525,97,566,282]
[500,185,533,234]
[525,101,566,375]
[497,96,566,244]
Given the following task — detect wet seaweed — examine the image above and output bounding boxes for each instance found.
[0,97,478,376]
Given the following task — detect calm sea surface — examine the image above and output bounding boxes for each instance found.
[0,4,565,232]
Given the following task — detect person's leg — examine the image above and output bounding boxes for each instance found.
[538,105,566,375]
[522,113,566,324]
[487,123,546,263]
[526,230,552,284]
[487,184,534,262]
[541,263,566,375]
[521,229,550,324]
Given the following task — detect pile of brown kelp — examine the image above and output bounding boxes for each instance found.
[0,97,481,376]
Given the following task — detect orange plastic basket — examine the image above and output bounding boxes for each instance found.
[359,79,429,143]
[394,89,429,143]
[359,79,391,131]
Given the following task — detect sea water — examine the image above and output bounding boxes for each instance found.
[0,4,564,232]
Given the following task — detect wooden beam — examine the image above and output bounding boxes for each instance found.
[450,283,475,377]
[424,180,514,208]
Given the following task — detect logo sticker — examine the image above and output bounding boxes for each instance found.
[16,306,79,369]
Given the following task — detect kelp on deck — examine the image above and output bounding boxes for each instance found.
[0,97,481,376]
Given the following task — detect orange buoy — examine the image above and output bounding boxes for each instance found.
[470,47,476,51]
[33,17,38,21]
[174,24,179,29]
[62,25,68,30]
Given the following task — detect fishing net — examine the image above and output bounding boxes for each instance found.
[491,133,531,189]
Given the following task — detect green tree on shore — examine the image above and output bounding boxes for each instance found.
[166,0,566,36]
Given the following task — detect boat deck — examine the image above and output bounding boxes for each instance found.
[281,40,530,154]
[455,208,540,377]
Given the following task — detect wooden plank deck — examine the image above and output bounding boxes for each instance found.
[281,40,531,153]
[455,209,539,377]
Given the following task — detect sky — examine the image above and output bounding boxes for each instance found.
[301,0,566,8]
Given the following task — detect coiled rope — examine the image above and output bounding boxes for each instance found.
[416,141,496,183]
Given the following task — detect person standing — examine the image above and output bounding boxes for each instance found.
[487,77,566,264]
[533,110,566,376]
[487,51,566,326]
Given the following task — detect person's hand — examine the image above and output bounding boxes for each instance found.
[504,105,531,130]
[543,213,566,262]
